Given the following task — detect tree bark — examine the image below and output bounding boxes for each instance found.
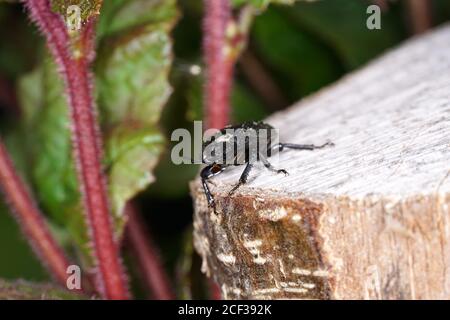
[191,24,450,299]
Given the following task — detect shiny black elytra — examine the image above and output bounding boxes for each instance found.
[200,121,333,210]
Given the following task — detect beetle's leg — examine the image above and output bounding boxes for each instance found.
[274,140,334,152]
[260,154,289,176]
[201,172,214,207]
[228,162,253,196]
[200,164,224,210]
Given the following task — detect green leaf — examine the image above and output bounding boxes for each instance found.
[231,0,314,10]
[0,279,88,300]
[97,0,179,38]
[19,55,91,263]
[286,0,405,69]
[16,0,178,266]
[251,7,342,100]
[50,0,102,21]
[232,0,296,10]
[96,24,175,127]
[104,127,164,232]
[96,1,178,226]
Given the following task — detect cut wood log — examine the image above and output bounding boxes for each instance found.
[190,24,450,300]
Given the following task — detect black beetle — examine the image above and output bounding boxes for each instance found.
[200,121,333,209]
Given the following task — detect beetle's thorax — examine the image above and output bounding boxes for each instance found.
[202,121,278,166]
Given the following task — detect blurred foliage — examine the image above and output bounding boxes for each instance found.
[0,278,87,299]
[286,1,405,69]
[1,0,450,298]
[0,5,40,79]
[232,0,298,10]
[50,0,102,21]
[0,203,47,281]
[11,0,177,268]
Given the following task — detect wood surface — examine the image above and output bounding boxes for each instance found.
[191,24,450,299]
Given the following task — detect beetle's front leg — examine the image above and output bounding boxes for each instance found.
[201,174,215,208]
[200,164,224,210]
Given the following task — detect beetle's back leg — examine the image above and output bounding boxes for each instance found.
[274,140,334,152]
[228,162,253,196]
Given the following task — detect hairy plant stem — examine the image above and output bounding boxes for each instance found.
[126,203,175,300]
[203,0,233,129]
[23,0,129,299]
[0,139,71,287]
[202,0,239,299]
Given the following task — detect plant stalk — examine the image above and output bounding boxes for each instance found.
[203,0,233,129]
[126,203,175,300]
[0,139,71,287]
[23,0,129,299]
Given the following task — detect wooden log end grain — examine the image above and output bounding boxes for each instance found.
[191,24,450,299]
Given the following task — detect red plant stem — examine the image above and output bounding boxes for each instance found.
[126,204,175,300]
[202,0,233,299]
[203,0,233,129]
[23,0,129,299]
[239,49,289,110]
[372,0,389,12]
[405,0,433,34]
[208,280,222,300]
[0,139,71,287]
